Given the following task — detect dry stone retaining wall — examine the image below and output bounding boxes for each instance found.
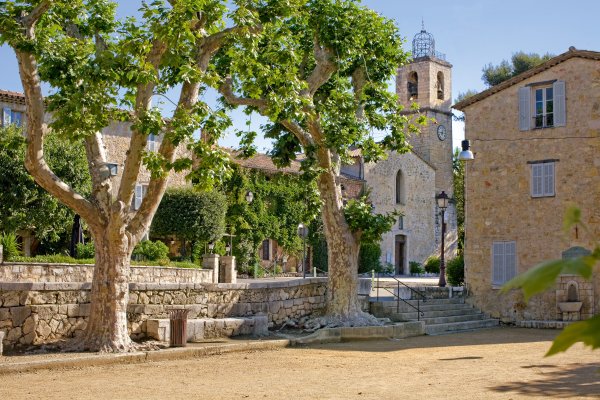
[0,279,327,349]
[0,263,213,284]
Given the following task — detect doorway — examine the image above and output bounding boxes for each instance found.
[395,235,406,275]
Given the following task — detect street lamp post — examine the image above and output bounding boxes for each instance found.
[297,223,309,279]
[436,191,449,287]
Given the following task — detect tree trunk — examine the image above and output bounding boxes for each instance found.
[79,227,134,352]
[318,170,378,326]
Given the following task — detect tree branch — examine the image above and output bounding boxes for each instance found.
[117,39,167,208]
[21,1,52,29]
[219,76,268,111]
[128,82,199,242]
[351,67,367,121]
[15,48,98,226]
[304,37,337,96]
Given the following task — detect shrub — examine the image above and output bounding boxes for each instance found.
[358,242,382,273]
[173,261,201,269]
[0,232,21,260]
[409,261,424,275]
[9,254,94,264]
[446,254,465,286]
[424,256,441,274]
[75,242,95,259]
[132,240,169,261]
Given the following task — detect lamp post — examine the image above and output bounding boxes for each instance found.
[297,223,309,279]
[436,191,449,287]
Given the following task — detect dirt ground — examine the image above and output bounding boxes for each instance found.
[0,327,598,399]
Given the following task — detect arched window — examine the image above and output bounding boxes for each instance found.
[395,169,405,204]
[437,72,444,100]
[407,72,418,100]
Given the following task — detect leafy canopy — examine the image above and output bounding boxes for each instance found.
[0,125,91,245]
[482,51,554,87]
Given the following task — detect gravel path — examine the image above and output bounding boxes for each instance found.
[0,327,598,399]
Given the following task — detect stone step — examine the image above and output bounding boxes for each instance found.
[372,298,465,306]
[377,307,482,322]
[375,302,474,313]
[424,319,499,335]
[146,316,268,343]
[420,313,486,325]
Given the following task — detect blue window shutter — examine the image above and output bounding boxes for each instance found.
[518,87,530,131]
[543,163,555,196]
[531,164,543,197]
[553,81,566,127]
[505,242,516,282]
[3,107,11,126]
[492,242,505,285]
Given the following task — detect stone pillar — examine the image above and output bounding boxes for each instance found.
[0,244,3,264]
[202,254,220,283]
[220,256,237,284]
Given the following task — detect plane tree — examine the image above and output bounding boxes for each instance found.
[219,0,425,326]
[0,0,281,352]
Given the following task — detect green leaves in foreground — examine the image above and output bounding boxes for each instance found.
[502,255,596,302]
[502,206,600,356]
[547,315,600,356]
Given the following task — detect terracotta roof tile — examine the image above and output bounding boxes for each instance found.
[0,89,26,106]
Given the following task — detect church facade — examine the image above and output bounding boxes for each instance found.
[348,27,459,274]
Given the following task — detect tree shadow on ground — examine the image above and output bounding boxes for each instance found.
[490,363,600,398]
[301,327,561,353]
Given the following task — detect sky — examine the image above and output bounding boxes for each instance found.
[1,0,599,152]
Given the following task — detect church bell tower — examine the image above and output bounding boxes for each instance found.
[396,24,457,257]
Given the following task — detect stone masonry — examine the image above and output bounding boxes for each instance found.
[455,50,600,322]
[0,279,327,348]
[0,263,213,284]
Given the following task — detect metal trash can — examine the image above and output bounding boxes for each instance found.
[169,309,189,347]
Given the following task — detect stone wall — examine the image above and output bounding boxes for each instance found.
[0,263,213,284]
[0,279,328,348]
[363,151,436,273]
[461,55,600,322]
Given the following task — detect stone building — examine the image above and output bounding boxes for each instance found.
[352,26,457,273]
[454,48,600,322]
[1,89,189,255]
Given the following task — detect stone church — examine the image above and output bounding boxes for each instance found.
[345,27,458,274]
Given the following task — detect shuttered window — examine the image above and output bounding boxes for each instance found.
[147,133,158,152]
[531,162,555,197]
[133,183,148,210]
[2,107,23,127]
[492,241,517,286]
[518,81,566,130]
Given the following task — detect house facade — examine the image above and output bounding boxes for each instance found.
[454,48,600,322]
[1,89,189,255]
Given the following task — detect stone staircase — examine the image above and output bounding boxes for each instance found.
[370,297,499,335]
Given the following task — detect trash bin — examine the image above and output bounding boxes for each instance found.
[169,309,189,347]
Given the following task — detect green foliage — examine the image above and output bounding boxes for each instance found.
[172,261,201,269]
[482,51,554,87]
[0,126,91,249]
[9,254,95,264]
[151,188,227,244]
[344,197,398,244]
[454,90,478,104]
[409,261,424,275]
[0,232,21,260]
[75,242,95,259]
[504,206,600,355]
[358,242,381,273]
[424,256,440,274]
[132,240,169,262]
[217,165,320,272]
[446,254,464,286]
[309,228,329,273]
[453,148,465,253]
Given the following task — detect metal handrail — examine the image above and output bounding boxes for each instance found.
[374,272,427,321]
